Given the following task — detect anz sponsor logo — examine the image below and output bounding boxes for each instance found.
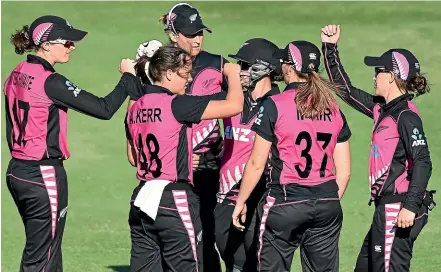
[411,128,426,147]
[225,126,253,142]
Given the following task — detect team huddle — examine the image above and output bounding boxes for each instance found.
[4,2,436,272]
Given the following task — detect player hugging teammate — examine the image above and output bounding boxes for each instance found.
[4,4,435,272]
[126,6,436,271]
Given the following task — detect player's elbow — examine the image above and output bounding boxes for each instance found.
[337,171,351,183]
[247,156,265,174]
[229,100,243,116]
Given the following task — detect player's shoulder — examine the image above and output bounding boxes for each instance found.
[397,108,422,127]
[270,89,295,104]
[195,51,225,69]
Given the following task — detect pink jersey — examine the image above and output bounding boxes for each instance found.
[188,51,226,159]
[218,113,257,201]
[4,60,69,161]
[126,89,193,183]
[217,86,280,203]
[252,83,351,187]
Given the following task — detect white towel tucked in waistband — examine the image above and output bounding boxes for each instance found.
[133,179,171,220]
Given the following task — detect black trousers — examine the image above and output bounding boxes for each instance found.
[129,182,203,272]
[355,203,428,272]
[193,169,222,272]
[257,195,343,272]
[214,203,259,272]
[6,158,68,272]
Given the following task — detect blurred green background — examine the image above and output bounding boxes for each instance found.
[2,2,440,271]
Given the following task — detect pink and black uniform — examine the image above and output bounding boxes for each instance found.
[126,84,224,272]
[323,43,433,272]
[252,41,352,272]
[125,5,229,270]
[4,15,133,272]
[213,38,282,272]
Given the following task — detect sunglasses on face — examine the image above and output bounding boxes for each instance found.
[49,40,75,48]
[375,67,390,76]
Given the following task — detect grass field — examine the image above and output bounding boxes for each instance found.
[2,1,440,271]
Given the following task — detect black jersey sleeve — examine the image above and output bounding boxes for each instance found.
[45,72,135,120]
[251,98,278,142]
[171,95,211,124]
[398,110,432,214]
[322,43,378,119]
[220,57,229,92]
[337,110,352,143]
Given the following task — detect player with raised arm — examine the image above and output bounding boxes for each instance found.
[4,15,135,271]
[321,24,434,272]
[126,45,243,272]
[232,41,352,272]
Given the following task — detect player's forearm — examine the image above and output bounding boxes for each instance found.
[404,160,432,214]
[237,158,265,205]
[336,173,350,199]
[127,140,137,167]
[224,75,243,115]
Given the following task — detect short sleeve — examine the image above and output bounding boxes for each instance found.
[251,98,278,142]
[337,110,352,143]
[171,95,211,124]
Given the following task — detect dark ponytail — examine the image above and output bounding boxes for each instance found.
[396,73,430,97]
[10,25,37,55]
[407,74,430,96]
[159,14,168,26]
[295,63,339,119]
[135,55,151,85]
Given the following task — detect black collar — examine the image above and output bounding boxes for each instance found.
[26,55,55,72]
[283,82,303,91]
[145,84,175,95]
[256,83,280,102]
[382,93,413,112]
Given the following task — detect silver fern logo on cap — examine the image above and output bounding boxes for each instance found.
[189,14,197,23]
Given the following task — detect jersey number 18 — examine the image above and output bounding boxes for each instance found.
[137,133,162,178]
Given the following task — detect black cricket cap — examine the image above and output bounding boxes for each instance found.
[166,3,212,36]
[273,40,321,73]
[29,15,87,45]
[228,38,281,72]
[364,49,420,82]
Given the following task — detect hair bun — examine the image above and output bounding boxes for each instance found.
[408,74,430,96]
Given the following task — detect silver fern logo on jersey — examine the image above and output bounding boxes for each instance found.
[65,81,82,97]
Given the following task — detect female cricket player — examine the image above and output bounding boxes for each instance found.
[129,4,229,269]
[321,24,434,272]
[125,45,243,272]
[232,40,352,272]
[4,15,135,271]
[214,38,281,272]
